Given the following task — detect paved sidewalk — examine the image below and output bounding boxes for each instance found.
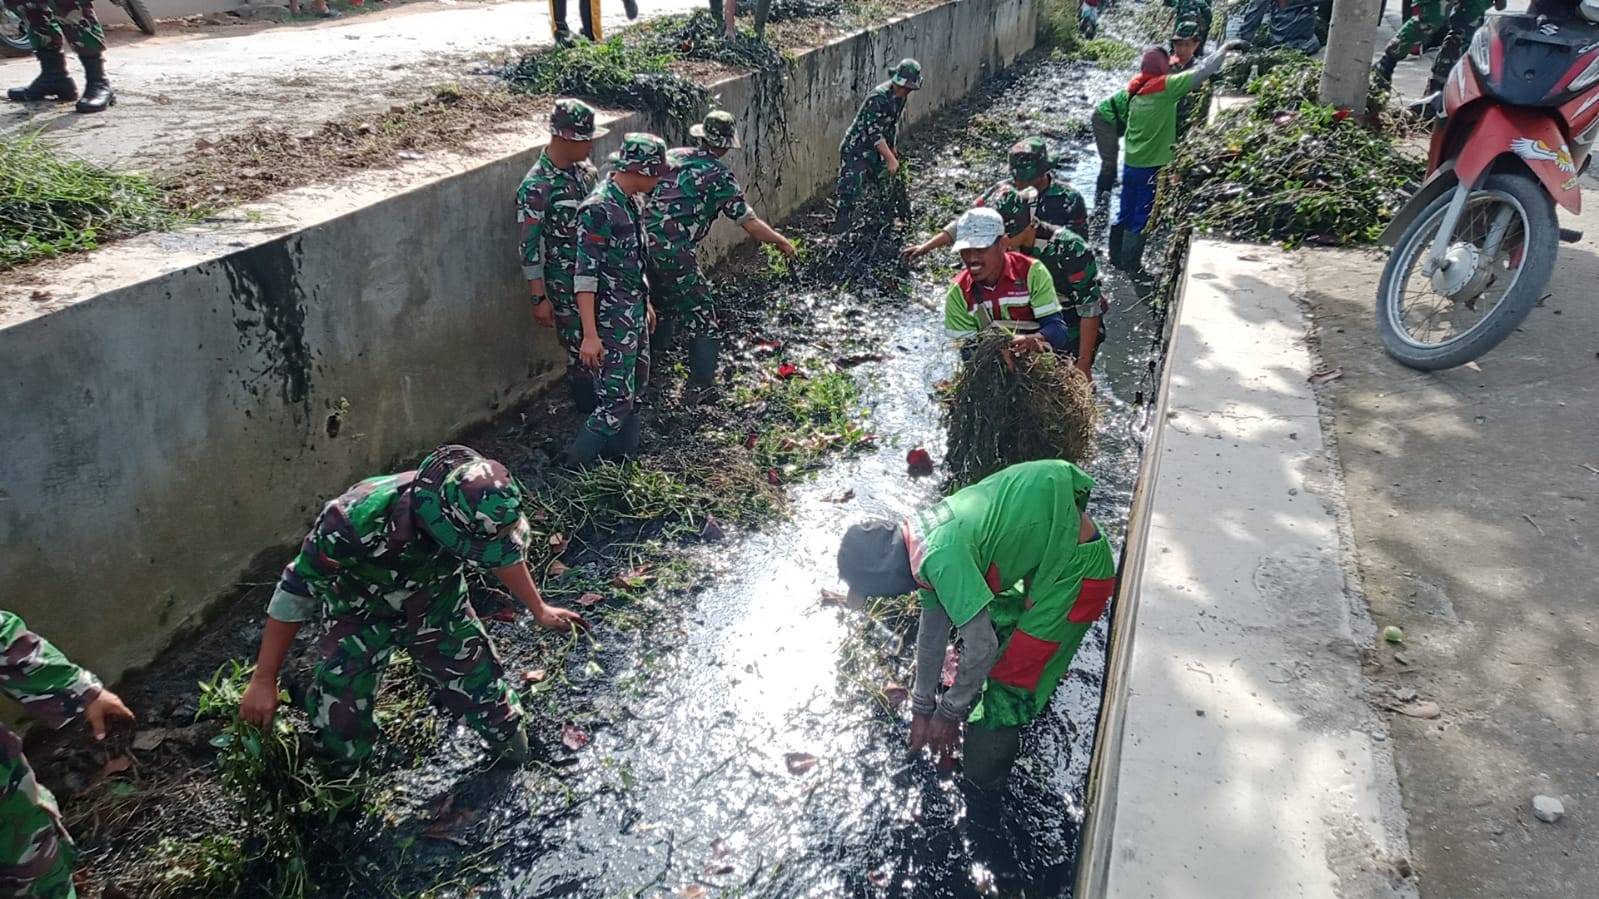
[0,0,702,172]
[1299,176,1599,898]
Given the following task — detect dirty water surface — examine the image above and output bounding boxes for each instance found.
[352,59,1153,899]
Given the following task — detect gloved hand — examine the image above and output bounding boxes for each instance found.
[1222,38,1250,53]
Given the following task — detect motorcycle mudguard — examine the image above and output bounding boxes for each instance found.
[1380,161,1459,248]
[1456,105,1582,213]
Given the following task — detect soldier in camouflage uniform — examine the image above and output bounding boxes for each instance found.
[2,611,135,898]
[1164,0,1213,54]
[902,137,1087,262]
[518,99,605,413]
[987,186,1107,377]
[1373,0,1496,95]
[3,0,115,113]
[567,133,667,467]
[834,58,923,233]
[239,445,586,767]
[644,111,795,399]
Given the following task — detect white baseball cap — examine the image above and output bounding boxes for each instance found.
[952,207,1006,251]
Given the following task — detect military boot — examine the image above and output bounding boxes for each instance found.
[1108,224,1126,270]
[1372,45,1401,91]
[7,49,78,103]
[567,375,598,414]
[565,425,609,468]
[75,53,114,113]
[605,415,642,459]
[649,312,679,354]
[1121,229,1147,276]
[684,336,722,405]
[490,724,533,765]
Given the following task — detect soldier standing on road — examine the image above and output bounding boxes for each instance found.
[238,444,586,768]
[835,460,1116,792]
[519,99,605,414]
[903,136,1089,261]
[1,611,136,897]
[568,133,667,467]
[1373,0,1497,95]
[834,58,923,233]
[548,0,638,46]
[3,0,116,113]
[645,111,795,402]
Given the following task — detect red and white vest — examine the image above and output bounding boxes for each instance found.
[954,252,1041,331]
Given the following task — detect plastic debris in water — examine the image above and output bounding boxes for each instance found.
[906,447,934,476]
[576,592,605,607]
[784,752,818,774]
[562,723,590,751]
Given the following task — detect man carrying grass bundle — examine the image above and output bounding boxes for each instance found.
[835,460,1116,791]
[239,445,587,769]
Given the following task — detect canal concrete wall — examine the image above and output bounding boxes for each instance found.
[0,0,1037,683]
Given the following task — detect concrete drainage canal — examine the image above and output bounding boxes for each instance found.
[63,54,1162,899]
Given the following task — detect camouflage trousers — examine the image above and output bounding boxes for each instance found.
[2,0,105,54]
[648,245,717,339]
[305,584,524,765]
[835,155,888,207]
[585,300,650,437]
[546,280,595,391]
[0,728,76,899]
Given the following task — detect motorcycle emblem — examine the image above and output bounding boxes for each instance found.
[1540,22,1560,35]
[1510,137,1577,174]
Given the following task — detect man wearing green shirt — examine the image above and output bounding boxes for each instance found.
[940,207,1072,362]
[1090,87,1129,212]
[1114,40,1241,274]
[836,460,1116,791]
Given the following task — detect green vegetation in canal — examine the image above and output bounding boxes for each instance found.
[942,331,1099,489]
[1066,37,1139,65]
[1,132,187,271]
[1151,59,1422,250]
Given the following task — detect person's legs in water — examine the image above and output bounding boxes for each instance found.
[962,722,1023,793]
[1090,109,1120,208]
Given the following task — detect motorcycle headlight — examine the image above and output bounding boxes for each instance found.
[1468,28,1491,75]
[1571,51,1599,92]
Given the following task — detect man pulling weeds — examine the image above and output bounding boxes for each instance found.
[834,58,923,233]
[240,445,586,767]
[1,612,135,897]
[567,133,666,467]
[903,136,1088,260]
[645,111,795,403]
[518,98,604,414]
[836,460,1116,791]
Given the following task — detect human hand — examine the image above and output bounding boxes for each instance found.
[775,236,796,258]
[647,303,657,334]
[886,155,901,176]
[532,603,590,633]
[532,298,556,328]
[1075,357,1094,379]
[580,335,604,371]
[900,244,927,263]
[84,690,135,741]
[238,676,281,729]
[1010,333,1049,355]
[909,713,962,768]
[1223,39,1249,53]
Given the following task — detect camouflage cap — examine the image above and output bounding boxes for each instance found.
[1172,20,1202,40]
[1008,136,1053,181]
[890,57,923,90]
[608,132,668,176]
[690,110,741,149]
[984,185,1036,237]
[413,444,532,568]
[551,98,607,141]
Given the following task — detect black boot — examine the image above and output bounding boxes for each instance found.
[550,0,574,44]
[565,426,609,468]
[1108,224,1126,270]
[686,336,722,405]
[605,415,642,459]
[1121,229,1147,276]
[7,49,78,103]
[567,374,598,414]
[623,0,638,18]
[649,313,679,354]
[1095,170,1116,202]
[74,53,113,113]
[1372,44,1401,91]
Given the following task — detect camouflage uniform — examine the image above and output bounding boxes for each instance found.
[1165,0,1213,51]
[3,0,104,54]
[517,99,604,400]
[266,446,533,765]
[835,58,921,222]
[1,611,103,899]
[999,137,1087,233]
[645,112,756,342]
[574,134,667,441]
[987,186,1107,353]
[1375,0,1492,93]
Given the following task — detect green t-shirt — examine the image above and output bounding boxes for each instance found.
[1124,71,1197,169]
[1096,90,1129,132]
[943,252,1059,340]
[907,460,1097,627]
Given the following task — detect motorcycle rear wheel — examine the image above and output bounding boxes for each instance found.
[114,0,159,36]
[1,8,32,56]
[1377,172,1558,371]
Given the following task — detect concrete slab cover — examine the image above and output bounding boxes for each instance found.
[1103,242,1416,899]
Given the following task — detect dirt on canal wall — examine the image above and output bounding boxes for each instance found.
[25,52,1166,899]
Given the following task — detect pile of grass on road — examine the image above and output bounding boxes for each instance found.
[1,133,184,271]
[1150,58,1421,250]
[943,331,1099,489]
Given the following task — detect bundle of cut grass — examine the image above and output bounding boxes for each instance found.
[942,331,1099,488]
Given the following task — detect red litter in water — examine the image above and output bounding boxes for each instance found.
[776,363,798,379]
[767,469,782,485]
[561,723,590,751]
[906,447,934,475]
[744,432,759,449]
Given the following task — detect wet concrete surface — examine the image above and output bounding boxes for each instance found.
[327,57,1155,898]
[1295,172,1599,897]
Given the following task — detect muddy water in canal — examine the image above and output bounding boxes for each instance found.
[378,58,1150,899]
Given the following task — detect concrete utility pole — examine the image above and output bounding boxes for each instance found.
[1318,0,1384,109]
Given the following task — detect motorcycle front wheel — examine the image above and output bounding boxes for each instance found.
[1,7,32,56]
[1376,172,1558,371]
[113,0,159,36]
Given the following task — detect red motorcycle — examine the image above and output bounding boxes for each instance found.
[1377,4,1599,370]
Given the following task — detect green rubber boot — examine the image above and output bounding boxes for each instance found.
[1108,224,1126,270]
[567,375,598,414]
[1122,229,1147,276]
[605,415,642,460]
[688,336,722,388]
[565,425,608,468]
[650,312,680,353]
[491,724,533,764]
